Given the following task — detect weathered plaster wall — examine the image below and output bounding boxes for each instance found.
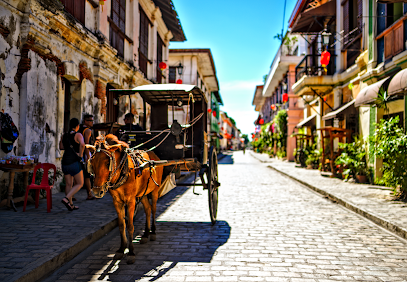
[20,50,57,163]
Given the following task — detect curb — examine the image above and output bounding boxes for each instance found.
[15,171,197,282]
[266,164,407,240]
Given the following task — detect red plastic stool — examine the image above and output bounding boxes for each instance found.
[23,163,57,213]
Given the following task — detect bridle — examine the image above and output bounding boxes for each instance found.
[88,140,157,195]
[88,141,126,194]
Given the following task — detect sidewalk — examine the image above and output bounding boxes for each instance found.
[0,171,196,282]
[250,150,407,240]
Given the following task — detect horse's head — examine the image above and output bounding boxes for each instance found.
[86,134,128,198]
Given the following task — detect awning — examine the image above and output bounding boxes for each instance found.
[387,68,407,96]
[290,0,336,33]
[296,114,317,128]
[355,76,393,107]
[322,100,355,120]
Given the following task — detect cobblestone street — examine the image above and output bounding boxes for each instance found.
[45,151,407,282]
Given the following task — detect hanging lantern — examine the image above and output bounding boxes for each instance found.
[158,62,167,70]
[271,104,276,111]
[320,51,331,68]
[213,111,216,117]
[252,134,255,139]
[176,79,183,84]
[207,108,212,113]
[282,93,288,103]
[259,118,264,125]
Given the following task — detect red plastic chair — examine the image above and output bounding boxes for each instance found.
[23,163,57,213]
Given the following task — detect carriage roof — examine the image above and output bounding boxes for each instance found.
[110,84,207,105]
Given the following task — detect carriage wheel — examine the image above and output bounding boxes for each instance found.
[207,146,219,225]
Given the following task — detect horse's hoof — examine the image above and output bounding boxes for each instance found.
[150,234,156,241]
[114,252,124,259]
[140,237,149,244]
[127,255,136,264]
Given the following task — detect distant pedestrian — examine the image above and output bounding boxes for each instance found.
[59,118,85,211]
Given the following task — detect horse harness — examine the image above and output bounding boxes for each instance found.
[87,141,159,195]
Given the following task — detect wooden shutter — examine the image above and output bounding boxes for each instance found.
[110,0,125,58]
[156,34,163,83]
[394,22,404,55]
[139,7,150,76]
[60,0,85,25]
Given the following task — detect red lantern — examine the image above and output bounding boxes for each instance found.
[259,118,264,125]
[271,104,276,111]
[176,79,183,84]
[320,51,331,67]
[282,93,288,103]
[213,111,216,117]
[252,134,255,139]
[158,62,167,70]
[207,108,212,113]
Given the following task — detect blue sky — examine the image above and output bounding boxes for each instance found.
[170,0,297,136]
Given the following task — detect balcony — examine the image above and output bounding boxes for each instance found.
[295,54,336,82]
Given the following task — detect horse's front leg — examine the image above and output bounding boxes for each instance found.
[112,199,127,259]
[140,196,151,244]
[149,190,159,241]
[126,199,136,264]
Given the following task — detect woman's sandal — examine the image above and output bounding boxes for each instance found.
[61,197,79,211]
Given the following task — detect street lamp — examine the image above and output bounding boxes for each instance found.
[303,94,315,103]
[177,63,184,75]
[321,29,331,46]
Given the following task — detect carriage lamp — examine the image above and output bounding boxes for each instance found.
[176,98,183,107]
[177,63,184,75]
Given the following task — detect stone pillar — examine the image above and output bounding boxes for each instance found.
[286,65,303,161]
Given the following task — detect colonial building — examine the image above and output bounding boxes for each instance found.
[0,0,185,188]
[168,48,222,150]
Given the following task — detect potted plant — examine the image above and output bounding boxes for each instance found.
[335,136,370,183]
[305,149,320,169]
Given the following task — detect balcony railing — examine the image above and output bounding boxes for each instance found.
[295,54,336,82]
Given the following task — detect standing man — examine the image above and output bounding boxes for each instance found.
[80,114,95,200]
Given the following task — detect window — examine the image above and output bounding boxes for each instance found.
[169,67,176,83]
[139,8,150,76]
[377,3,406,63]
[156,34,163,83]
[342,0,363,67]
[109,0,126,58]
[60,0,85,25]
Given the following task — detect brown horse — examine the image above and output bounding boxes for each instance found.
[86,134,163,264]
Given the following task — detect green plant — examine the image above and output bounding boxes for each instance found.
[305,148,321,168]
[283,36,298,54]
[335,136,370,181]
[370,116,407,198]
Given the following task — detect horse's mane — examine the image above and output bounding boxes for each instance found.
[95,134,129,149]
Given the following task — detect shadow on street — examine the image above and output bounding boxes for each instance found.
[97,220,231,281]
[218,151,234,165]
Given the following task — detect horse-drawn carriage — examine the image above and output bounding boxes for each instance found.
[86,84,220,263]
